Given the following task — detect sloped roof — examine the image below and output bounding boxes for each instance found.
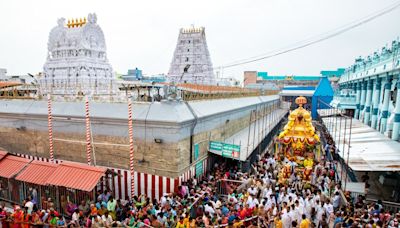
[279,90,314,97]
[0,95,279,124]
[188,95,279,118]
[0,82,22,89]
[0,150,7,161]
[15,160,58,185]
[0,156,31,178]
[46,162,107,192]
[321,115,400,171]
[314,77,334,97]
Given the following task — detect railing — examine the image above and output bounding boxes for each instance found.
[215,179,251,197]
[181,89,279,101]
[366,198,400,212]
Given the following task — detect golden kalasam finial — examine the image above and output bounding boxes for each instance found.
[295,96,307,107]
[66,17,86,28]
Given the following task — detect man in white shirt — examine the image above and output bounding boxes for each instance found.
[24,197,34,215]
[324,199,334,216]
[282,210,292,228]
[332,191,341,211]
[102,211,113,227]
[204,202,215,217]
[160,193,168,207]
[246,194,259,209]
[247,186,258,196]
[71,209,80,226]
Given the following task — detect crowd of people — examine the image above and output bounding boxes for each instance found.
[1,124,400,227]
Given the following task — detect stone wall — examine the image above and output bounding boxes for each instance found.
[0,98,281,179]
[0,126,181,177]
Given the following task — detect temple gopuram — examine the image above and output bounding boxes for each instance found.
[275,96,321,185]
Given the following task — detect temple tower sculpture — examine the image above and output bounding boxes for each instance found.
[40,13,116,97]
[167,26,216,85]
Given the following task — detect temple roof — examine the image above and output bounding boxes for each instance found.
[0,95,279,125]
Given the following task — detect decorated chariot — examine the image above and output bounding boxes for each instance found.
[275,96,321,185]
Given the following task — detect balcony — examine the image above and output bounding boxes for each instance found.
[331,94,357,109]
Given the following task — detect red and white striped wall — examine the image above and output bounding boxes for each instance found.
[13,153,209,201]
[15,153,62,164]
[179,157,209,183]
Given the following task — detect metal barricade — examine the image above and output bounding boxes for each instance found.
[216,179,241,197]
[366,198,400,212]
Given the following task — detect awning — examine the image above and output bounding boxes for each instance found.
[320,114,400,171]
[0,82,22,89]
[0,156,31,178]
[0,150,7,161]
[15,160,57,185]
[46,162,107,192]
[279,90,314,97]
[209,108,288,161]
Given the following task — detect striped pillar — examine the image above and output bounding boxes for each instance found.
[363,80,373,125]
[85,96,92,165]
[354,82,361,119]
[47,94,54,162]
[359,81,367,121]
[128,99,135,199]
[380,77,392,134]
[392,80,400,140]
[371,78,381,129]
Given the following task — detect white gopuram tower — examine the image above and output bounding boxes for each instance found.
[167,26,216,85]
[40,13,116,98]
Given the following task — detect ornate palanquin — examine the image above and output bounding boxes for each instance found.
[275,96,321,184]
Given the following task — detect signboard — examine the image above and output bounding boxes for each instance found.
[222,143,240,159]
[209,141,223,151]
[194,143,199,160]
[209,141,240,159]
[195,161,203,177]
[344,182,366,194]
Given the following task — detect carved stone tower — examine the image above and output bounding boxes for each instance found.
[167,26,216,85]
[41,13,116,97]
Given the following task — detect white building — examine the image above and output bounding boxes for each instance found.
[40,13,116,97]
[167,26,216,85]
[0,68,6,80]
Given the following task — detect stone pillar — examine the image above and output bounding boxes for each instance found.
[359,81,367,121]
[392,80,400,140]
[363,79,373,125]
[354,82,361,119]
[371,78,381,129]
[380,77,392,133]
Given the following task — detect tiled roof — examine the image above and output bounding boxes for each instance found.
[0,156,31,178]
[15,160,57,185]
[46,161,107,192]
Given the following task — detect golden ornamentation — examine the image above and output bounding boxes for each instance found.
[278,96,319,145]
[66,17,87,28]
